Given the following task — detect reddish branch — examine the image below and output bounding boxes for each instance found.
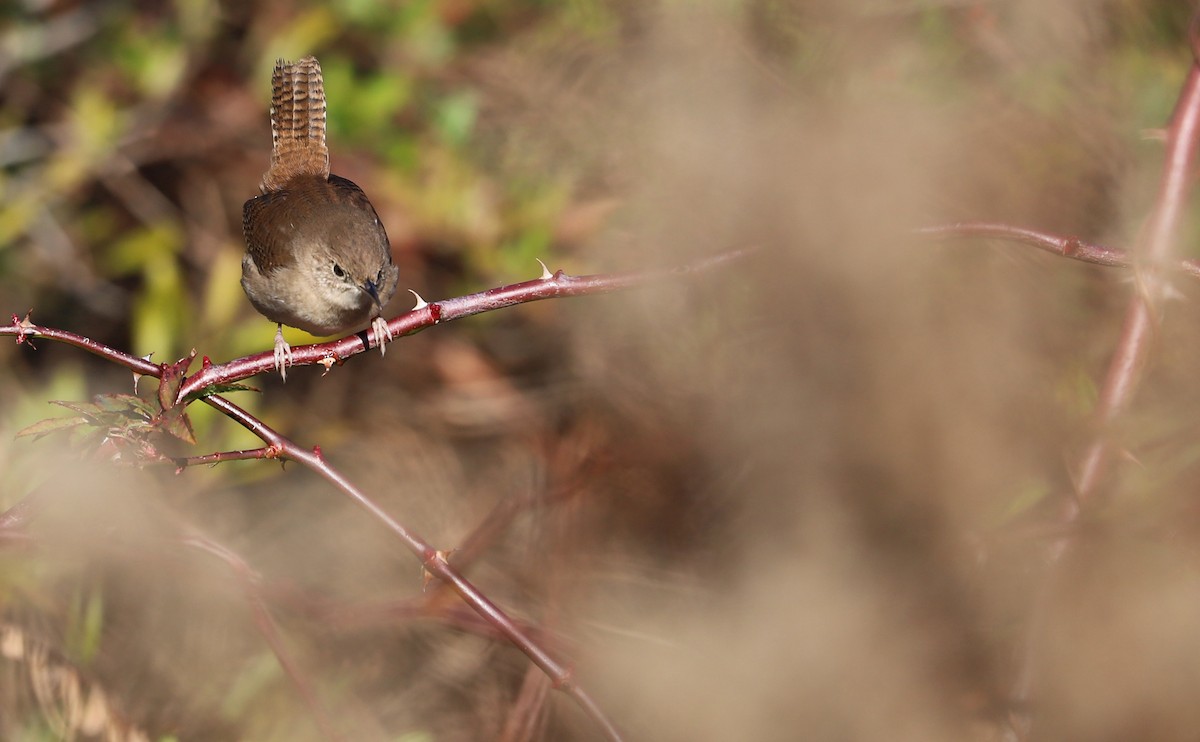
[1069,61,1200,504]
[927,17,1200,741]
[919,222,1200,280]
[175,249,750,400]
[201,392,623,740]
[928,65,1200,518]
[3,252,752,741]
[5,312,159,375]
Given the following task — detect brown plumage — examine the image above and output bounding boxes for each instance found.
[262,55,328,189]
[241,56,399,379]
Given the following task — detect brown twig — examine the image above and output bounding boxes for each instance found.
[161,446,284,471]
[997,19,1200,740]
[174,248,753,401]
[3,312,159,376]
[201,394,624,741]
[3,251,753,740]
[919,222,1200,280]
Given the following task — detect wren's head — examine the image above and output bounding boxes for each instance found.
[241,175,400,337]
[299,204,399,329]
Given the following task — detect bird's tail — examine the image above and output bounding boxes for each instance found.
[261,56,329,191]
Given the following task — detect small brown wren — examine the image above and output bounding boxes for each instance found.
[242,56,399,379]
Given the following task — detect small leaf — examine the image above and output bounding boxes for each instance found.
[157,376,178,410]
[158,409,196,445]
[50,400,106,419]
[94,393,156,418]
[16,415,88,439]
[157,353,195,410]
[183,382,259,402]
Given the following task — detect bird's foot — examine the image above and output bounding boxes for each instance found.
[371,316,393,358]
[273,325,294,380]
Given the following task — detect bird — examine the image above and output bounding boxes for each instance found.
[241,56,399,380]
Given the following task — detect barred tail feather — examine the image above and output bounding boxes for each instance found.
[261,56,329,190]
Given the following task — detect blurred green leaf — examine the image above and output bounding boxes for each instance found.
[202,247,249,336]
[1001,479,1054,523]
[103,223,190,359]
[222,650,283,719]
[323,59,413,142]
[15,414,89,440]
[69,86,124,165]
[433,91,478,146]
[118,36,188,98]
[66,584,105,665]
[397,1,455,65]
[260,7,339,71]
[104,223,183,275]
[174,0,219,42]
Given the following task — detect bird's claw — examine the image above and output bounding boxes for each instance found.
[371,316,393,358]
[273,325,294,381]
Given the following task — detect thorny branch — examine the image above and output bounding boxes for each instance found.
[2,251,752,741]
[919,222,1200,281]
[175,248,750,401]
[203,394,624,741]
[926,14,1200,740]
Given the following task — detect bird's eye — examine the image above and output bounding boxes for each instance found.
[332,263,345,278]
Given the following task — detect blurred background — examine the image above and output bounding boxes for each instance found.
[3,0,1200,740]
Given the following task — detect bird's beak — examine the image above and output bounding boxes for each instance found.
[362,279,383,310]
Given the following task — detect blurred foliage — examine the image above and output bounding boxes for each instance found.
[0,0,627,450]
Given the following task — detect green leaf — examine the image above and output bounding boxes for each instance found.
[183,382,259,402]
[434,91,477,146]
[66,586,105,665]
[94,393,156,418]
[15,415,89,440]
[158,408,196,445]
[157,353,195,410]
[50,400,106,419]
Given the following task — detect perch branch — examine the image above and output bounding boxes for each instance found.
[202,393,624,741]
[175,248,753,400]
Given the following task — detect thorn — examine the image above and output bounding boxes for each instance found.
[421,549,454,591]
[12,312,36,347]
[1119,448,1144,468]
[409,289,428,311]
[536,258,553,280]
[133,353,153,392]
[318,356,336,376]
[312,444,323,461]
